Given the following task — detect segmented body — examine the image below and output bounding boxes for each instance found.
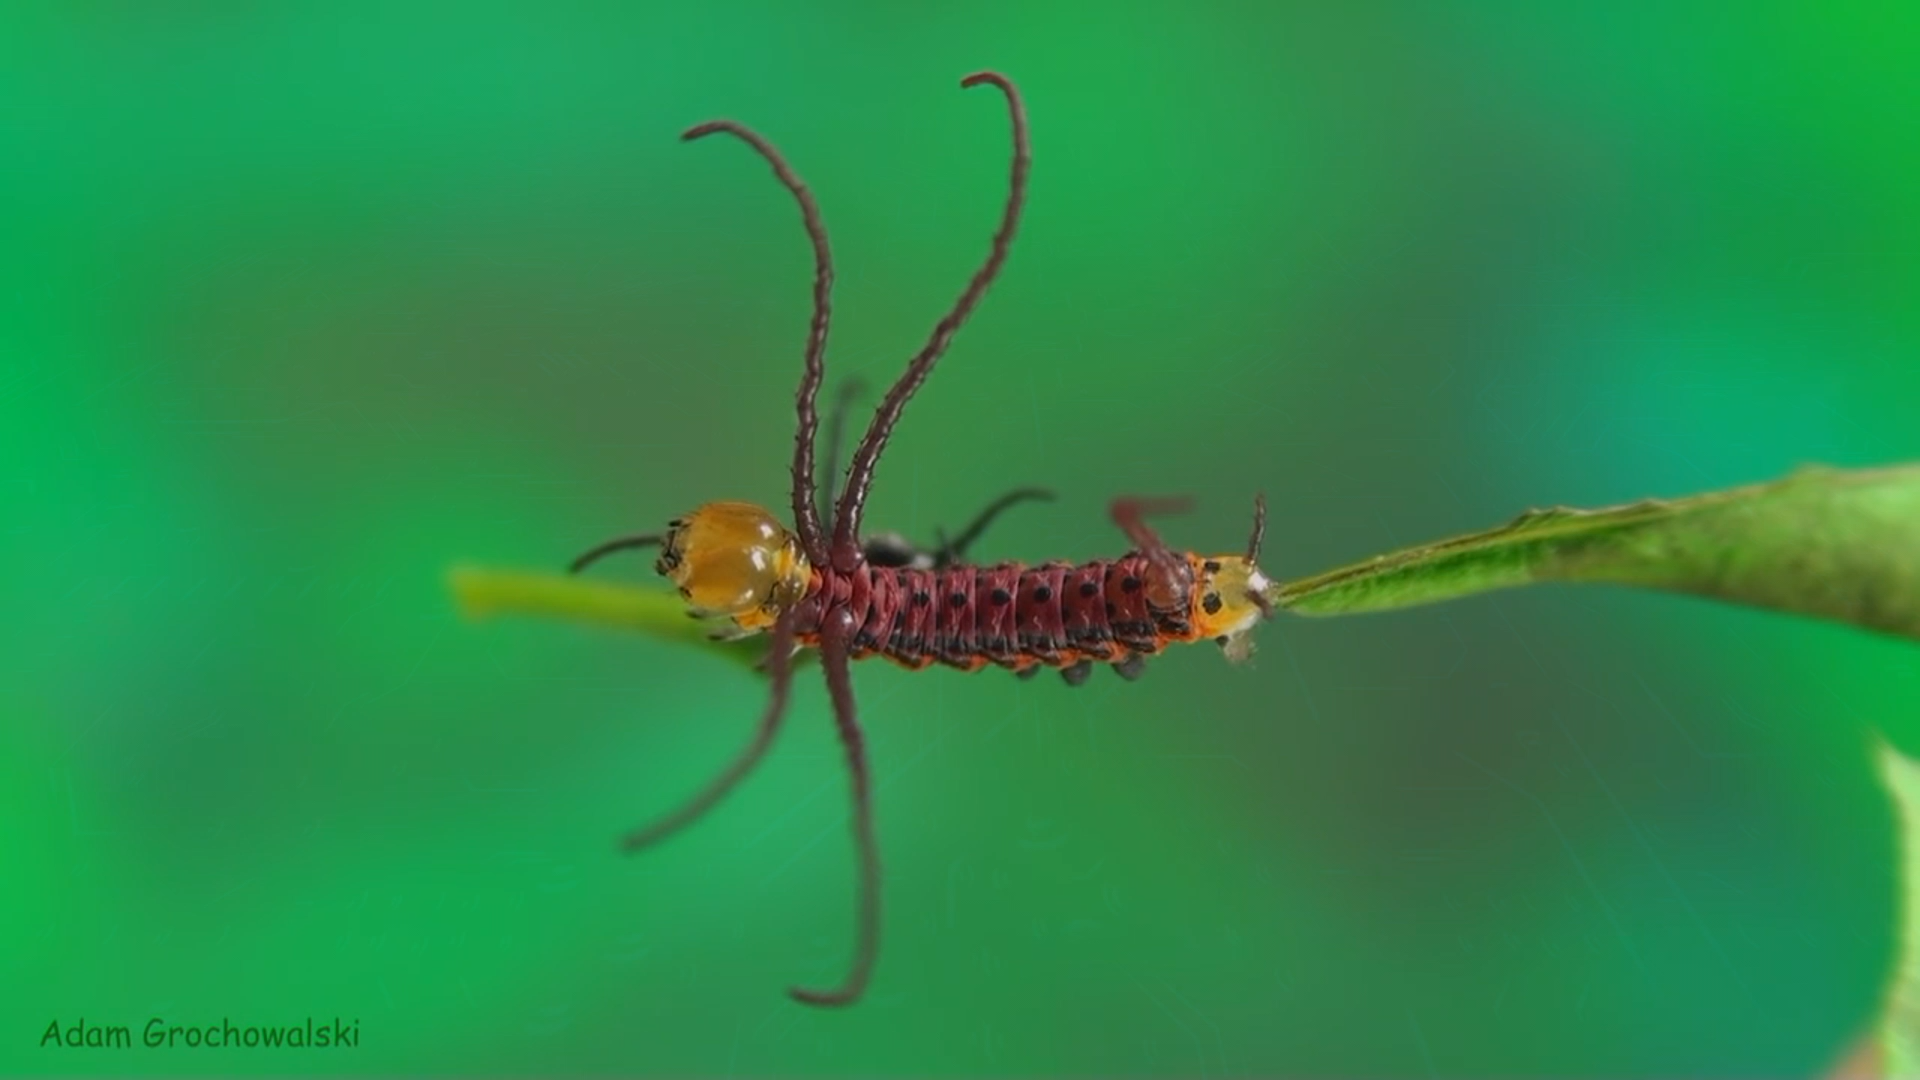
[791,554,1207,678]
[562,72,1280,1007]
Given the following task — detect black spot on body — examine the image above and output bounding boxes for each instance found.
[1203,592,1223,615]
[912,592,931,607]
[1121,576,1141,593]
[1078,581,1099,598]
[1033,585,1052,602]
[949,592,968,608]
[990,587,1012,605]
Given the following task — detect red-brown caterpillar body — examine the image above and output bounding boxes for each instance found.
[564,72,1280,1008]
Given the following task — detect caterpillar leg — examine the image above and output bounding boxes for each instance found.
[1108,496,1194,611]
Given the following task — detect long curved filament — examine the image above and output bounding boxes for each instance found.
[569,533,663,575]
[619,610,799,852]
[830,72,1033,569]
[681,121,837,567]
[788,618,881,1006]
[936,486,1054,566]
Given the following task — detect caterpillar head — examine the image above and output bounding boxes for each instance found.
[656,502,811,624]
[1188,494,1282,663]
[1190,554,1280,663]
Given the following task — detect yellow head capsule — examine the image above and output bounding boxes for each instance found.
[1189,554,1279,663]
[656,501,811,627]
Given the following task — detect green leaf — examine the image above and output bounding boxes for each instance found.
[1275,462,1920,642]
[449,462,1920,661]
[1857,737,1920,1079]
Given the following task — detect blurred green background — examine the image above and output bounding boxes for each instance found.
[4,2,1917,1075]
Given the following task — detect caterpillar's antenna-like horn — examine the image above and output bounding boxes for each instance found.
[569,534,663,575]
[682,119,836,567]
[830,71,1032,570]
[1246,493,1274,619]
[1246,492,1268,564]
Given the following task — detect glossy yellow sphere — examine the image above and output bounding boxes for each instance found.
[656,501,809,621]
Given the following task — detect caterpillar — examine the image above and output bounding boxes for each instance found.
[568,71,1282,1007]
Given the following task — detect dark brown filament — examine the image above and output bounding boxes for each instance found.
[936,486,1054,565]
[620,609,799,852]
[788,614,881,1006]
[568,534,663,575]
[1109,496,1194,610]
[830,71,1033,569]
[1246,493,1274,618]
[681,120,836,567]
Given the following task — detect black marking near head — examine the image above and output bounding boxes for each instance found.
[861,532,925,569]
[1202,592,1222,615]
